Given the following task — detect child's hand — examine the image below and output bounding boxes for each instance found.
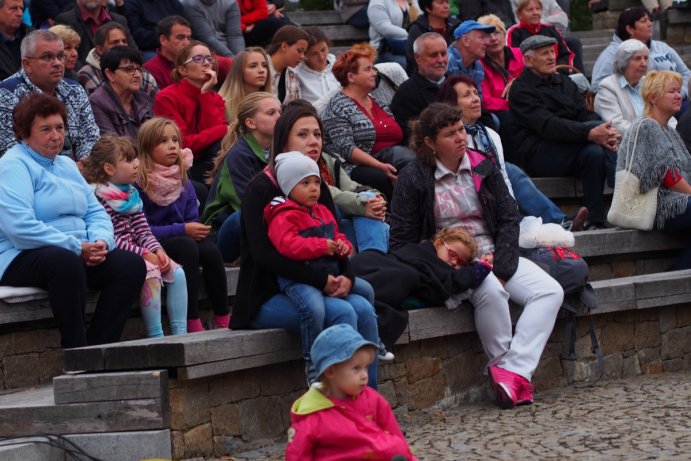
[142,251,161,267]
[335,239,351,257]
[481,252,494,265]
[155,249,171,273]
[326,239,338,256]
[185,222,211,240]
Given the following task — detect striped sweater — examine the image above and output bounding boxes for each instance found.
[98,199,162,255]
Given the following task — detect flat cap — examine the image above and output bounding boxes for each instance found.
[519,35,557,54]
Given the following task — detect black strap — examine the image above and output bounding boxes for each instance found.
[563,308,604,387]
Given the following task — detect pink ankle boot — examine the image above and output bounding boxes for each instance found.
[187,318,205,333]
[214,313,231,329]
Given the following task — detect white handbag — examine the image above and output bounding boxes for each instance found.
[607,121,658,231]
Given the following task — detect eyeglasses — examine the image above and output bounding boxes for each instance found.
[116,65,143,75]
[442,239,469,267]
[26,53,66,63]
[183,54,215,65]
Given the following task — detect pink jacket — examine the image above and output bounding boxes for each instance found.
[480,47,525,112]
[285,386,416,461]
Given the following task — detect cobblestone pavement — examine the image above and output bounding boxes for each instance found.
[220,372,691,461]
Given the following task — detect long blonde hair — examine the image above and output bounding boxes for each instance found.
[137,117,188,194]
[218,47,272,120]
[207,92,277,183]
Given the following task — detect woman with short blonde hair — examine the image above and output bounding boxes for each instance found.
[49,24,81,81]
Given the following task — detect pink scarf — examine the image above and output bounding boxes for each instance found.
[145,148,194,206]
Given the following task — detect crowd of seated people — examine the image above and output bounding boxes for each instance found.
[2,0,691,416]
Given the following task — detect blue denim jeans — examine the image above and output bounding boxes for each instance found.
[269,277,380,388]
[338,214,390,253]
[215,210,241,263]
[505,162,565,224]
[660,197,691,270]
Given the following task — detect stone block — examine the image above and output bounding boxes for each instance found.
[182,423,213,458]
[684,353,691,370]
[240,396,285,440]
[532,355,564,389]
[601,322,634,355]
[636,308,659,322]
[393,342,420,363]
[406,356,442,383]
[0,334,13,357]
[11,329,59,354]
[378,380,398,408]
[420,337,447,359]
[3,353,39,389]
[394,377,409,407]
[407,373,446,410]
[210,403,241,436]
[603,353,624,380]
[659,308,676,333]
[637,347,660,368]
[64,429,172,461]
[209,369,261,404]
[588,264,614,281]
[37,349,63,383]
[662,358,684,372]
[444,333,475,356]
[562,360,590,383]
[212,436,236,457]
[612,261,635,278]
[280,390,302,431]
[379,362,406,381]
[260,361,304,396]
[171,430,185,460]
[634,321,661,351]
[170,382,210,431]
[676,305,691,327]
[622,354,641,377]
[642,360,663,374]
[208,378,234,407]
[661,326,691,360]
[443,351,484,393]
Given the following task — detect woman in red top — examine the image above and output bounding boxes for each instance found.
[153,41,229,183]
[239,0,292,47]
[321,44,415,200]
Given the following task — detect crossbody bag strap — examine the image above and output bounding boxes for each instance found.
[624,120,643,172]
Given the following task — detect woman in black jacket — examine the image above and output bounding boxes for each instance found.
[389,102,564,409]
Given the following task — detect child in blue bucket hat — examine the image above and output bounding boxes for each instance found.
[285,324,416,460]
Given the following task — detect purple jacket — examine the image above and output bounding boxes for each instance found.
[137,180,198,240]
[89,84,153,141]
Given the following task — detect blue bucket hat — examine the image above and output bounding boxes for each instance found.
[311,324,378,379]
[453,20,496,40]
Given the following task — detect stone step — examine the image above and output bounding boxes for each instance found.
[0,431,172,461]
[0,382,170,437]
[61,268,691,379]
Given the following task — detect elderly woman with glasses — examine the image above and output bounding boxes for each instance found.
[89,46,154,141]
[594,39,663,134]
[154,40,229,182]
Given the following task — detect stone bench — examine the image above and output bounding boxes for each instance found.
[288,10,368,46]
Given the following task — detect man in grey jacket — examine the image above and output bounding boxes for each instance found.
[182,0,244,57]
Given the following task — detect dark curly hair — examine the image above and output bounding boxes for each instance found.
[409,102,463,165]
[13,92,67,141]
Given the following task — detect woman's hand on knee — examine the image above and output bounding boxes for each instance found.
[324,274,339,295]
[330,275,352,298]
[81,241,108,266]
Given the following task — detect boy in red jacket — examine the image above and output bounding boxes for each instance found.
[265,152,380,386]
[285,324,416,461]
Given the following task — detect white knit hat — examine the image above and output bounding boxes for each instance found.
[275,151,321,197]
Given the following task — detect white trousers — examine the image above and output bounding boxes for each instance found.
[470,257,564,380]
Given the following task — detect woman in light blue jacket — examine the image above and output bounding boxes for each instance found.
[0,93,146,348]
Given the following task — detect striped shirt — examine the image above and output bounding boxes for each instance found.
[99,199,161,255]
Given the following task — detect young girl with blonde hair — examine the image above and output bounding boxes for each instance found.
[218,47,273,120]
[203,92,282,262]
[83,136,188,337]
[137,118,230,332]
